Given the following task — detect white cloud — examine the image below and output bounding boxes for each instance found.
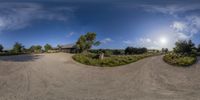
[139,38,151,43]
[123,37,172,50]
[123,40,132,45]
[141,4,200,16]
[170,16,200,40]
[0,2,75,32]
[138,38,161,49]
[101,38,112,44]
[170,21,187,32]
[66,32,75,38]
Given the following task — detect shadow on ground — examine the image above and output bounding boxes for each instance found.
[0,55,43,62]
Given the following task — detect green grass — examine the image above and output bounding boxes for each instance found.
[163,53,197,66]
[72,52,160,67]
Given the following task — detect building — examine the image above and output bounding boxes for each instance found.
[57,44,77,53]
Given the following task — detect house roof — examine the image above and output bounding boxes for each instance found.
[60,44,76,49]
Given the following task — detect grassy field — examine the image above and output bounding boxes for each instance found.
[72,52,160,67]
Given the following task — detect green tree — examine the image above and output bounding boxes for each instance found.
[0,44,3,52]
[76,32,100,53]
[44,44,52,52]
[173,40,195,54]
[29,45,42,53]
[12,42,24,53]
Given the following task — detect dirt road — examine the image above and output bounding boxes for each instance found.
[0,53,200,100]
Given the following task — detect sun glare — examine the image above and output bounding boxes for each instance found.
[160,37,167,45]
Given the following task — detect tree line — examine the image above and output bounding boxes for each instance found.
[0,42,54,53]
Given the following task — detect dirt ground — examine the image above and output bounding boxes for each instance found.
[0,53,200,100]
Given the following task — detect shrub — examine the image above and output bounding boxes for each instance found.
[44,44,52,52]
[12,42,24,53]
[29,45,42,53]
[73,52,159,67]
[163,53,197,66]
[125,47,147,55]
[173,40,195,55]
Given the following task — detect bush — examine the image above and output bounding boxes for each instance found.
[163,53,197,66]
[173,40,195,54]
[73,52,160,67]
[89,49,124,55]
[125,47,147,55]
[0,52,27,56]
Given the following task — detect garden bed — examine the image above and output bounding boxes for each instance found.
[163,53,197,66]
[72,52,160,67]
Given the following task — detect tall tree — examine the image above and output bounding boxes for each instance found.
[76,32,100,53]
[0,44,3,52]
[12,42,24,53]
[173,40,195,54]
[44,44,52,52]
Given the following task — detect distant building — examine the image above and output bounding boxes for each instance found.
[52,44,77,53]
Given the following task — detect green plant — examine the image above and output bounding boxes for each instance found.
[12,42,24,53]
[125,47,147,55]
[163,53,196,66]
[73,52,160,67]
[44,44,52,52]
[173,40,195,55]
[76,32,100,53]
[29,45,42,53]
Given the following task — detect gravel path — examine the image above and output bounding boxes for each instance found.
[0,53,200,100]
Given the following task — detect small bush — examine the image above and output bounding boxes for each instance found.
[163,53,197,66]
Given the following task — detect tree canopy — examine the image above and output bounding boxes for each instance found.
[30,45,42,53]
[76,32,100,53]
[12,42,24,53]
[125,47,147,55]
[44,44,52,52]
[173,40,195,54]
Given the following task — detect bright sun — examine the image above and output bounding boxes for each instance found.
[160,37,167,45]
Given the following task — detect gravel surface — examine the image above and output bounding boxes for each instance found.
[0,53,200,100]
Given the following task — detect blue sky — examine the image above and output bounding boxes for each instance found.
[0,0,200,50]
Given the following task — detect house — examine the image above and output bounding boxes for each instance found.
[57,44,77,53]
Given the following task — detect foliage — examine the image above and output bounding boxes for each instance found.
[0,52,26,56]
[72,52,159,67]
[161,48,168,53]
[0,44,3,52]
[163,53,196,66]
[89,49,125,55]
[113,49,125,55]
[125,47,147,55]
[76,32,100,53]
[29,45,42,53]
[44,44,52,52]
[12,42,24,53]
[173,40,195,55]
